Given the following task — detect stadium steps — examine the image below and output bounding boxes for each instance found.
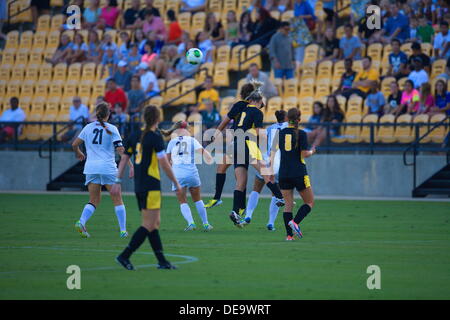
[413,164,450,197]
[47,161,87,191]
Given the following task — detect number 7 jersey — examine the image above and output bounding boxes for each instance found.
[77,121,123,175]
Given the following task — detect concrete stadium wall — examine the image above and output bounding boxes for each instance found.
[0,151,446,197]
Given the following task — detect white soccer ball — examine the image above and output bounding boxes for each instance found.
[186,48,203,65]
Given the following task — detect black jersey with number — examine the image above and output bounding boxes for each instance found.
[235,104,264,133]
[227,100,249,130]
[278,127,309,179]
[124,129,165,192]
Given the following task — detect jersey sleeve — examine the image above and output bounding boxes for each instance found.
[166,139,175,154]
[77,125,88,141]
[124,132,138,156]
[254,110,264,128]
[153,132,166,153]
[111,125,123,148]
[299,130,309,151]
[227,101,244,120]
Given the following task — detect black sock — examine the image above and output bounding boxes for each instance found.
[294,204,311,224]
[283,212,293,236]
[241,188,247,210]
[120,226,148,259]
[266,182,283,199]
[148,229,168,265]
[214,173,226,200]
[233,190,244,213]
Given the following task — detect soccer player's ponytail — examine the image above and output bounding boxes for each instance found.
[160,121,188,137]
[95,102,112,135]
[287,107,301,149]
[140,105,161,144]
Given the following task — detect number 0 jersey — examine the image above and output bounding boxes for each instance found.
[278,127,309,179]
[124,129,165,192]
[77,121,123,175]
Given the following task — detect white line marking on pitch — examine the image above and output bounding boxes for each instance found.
[0,246,199,275]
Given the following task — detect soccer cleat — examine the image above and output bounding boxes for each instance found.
[184,223,197,231]
[243,217,251,225]
[203,223,213,232]
[116,255,135,270]
[288,220,303,239]
[275,198,285,207]
[267,224,275,231]
[157,262,177,270]
[204,199,223,208]
[229,211,244,228]
[285,235,295,241]
[75,220,90,238]
[120,231,128,238]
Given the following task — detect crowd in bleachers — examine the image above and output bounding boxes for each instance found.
[0,0,449,147]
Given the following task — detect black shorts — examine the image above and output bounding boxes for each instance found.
[233,139,263,170]
[135,190,161,210]
[279,175,311,192]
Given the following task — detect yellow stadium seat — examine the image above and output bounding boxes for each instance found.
[230,45,245,71]
[187,112,203,123]
[400,43,412,56]
[51,14,66,31]
[220,96,236,116]
[301,62,317,80]
[359,114,379,143]
[303,44,320,64]
[216,45,231,64]
[266,96,282,117]
[6,81,21,100]
[5,31,20,50]
[213,62,230,87]
[336,26,345,39]
[195,62,214,85]
[421,43,433,57]
[223,0,237,12]
[283,79,299,99]
[10,67,25,82]
[344,115,363,143]
[412,114,430,142]
[78,80,92,99]
[315,79,331,99]
[394,114,413,143]
[163,79,181,103]
[428,114,448,143]
[34,81,49,100]
[397,77,408,90]
[333,60,345,81]
[178,12,192,33]
[47,31,61,49]
[157,79,166,93]
[281,10,294,22]
[367,43,383,62]
[381,77,396,98]
[172,112,187,122]
[37,14,51,32]
[317,61,333,80]
[208,0,222,12]
[49,82,63,99]
[81,62,97,82]
[0,80,6,97]
[1,51,15,65]
[40,102,60,140]
[53,63,68,83]
[353,60,363,74]
[283,96,298,111]
[148,96,164,109]
[243,44,262,69]
[299,97,314,118]
[432,59,447,79]
[178,79,197,105]
[19,31,34,51]
[92,81,106,98]
[336,95,347,112]
[191,12,206,36]
[270,10,281,20]
[0,65,11,81]
[63,81,79,100]
[15,49,29,67]
[29,49,43,65]
[25,101,45,140]
[299,79,315,98]
[346,95,363,117]
[21,80,35,97]
[68,63,82,82]
[38,63,53,82]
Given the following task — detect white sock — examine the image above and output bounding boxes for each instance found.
[268,196,279,225]
[180,203,194,225]
[245,191,260,219]
[79,203,95,226]
[114,204,127,232]
[195,200,208,224]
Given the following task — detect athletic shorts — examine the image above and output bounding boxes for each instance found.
[135,190,161,210]
[279,175,311,192]
[172,172,201,191]
[85,174,116,186]
[233,139,263,170]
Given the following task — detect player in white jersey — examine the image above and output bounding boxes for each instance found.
[162,121,214,232]
[71,102,133,238]
[243,110,288,230]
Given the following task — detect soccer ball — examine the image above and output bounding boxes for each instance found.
[186,48,203,65]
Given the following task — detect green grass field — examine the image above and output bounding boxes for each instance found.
[0,193,449,300]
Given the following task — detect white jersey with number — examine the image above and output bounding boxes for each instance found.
[166,135,203,177]
[266,122,288,170]
[77,121,123,175]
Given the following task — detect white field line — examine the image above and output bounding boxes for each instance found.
[0,246,198,275]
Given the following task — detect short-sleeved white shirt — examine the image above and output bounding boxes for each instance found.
[166,135,203,176]
[78,121,122,175]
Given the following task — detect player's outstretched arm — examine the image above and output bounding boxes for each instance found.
[72,138,85,161]
[301,147,316,159]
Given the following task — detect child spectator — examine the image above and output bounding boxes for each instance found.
[46,34,72,65]
[101,33,118,52]
[339,24,362,60]
[200,99,221,129]
[225,10,239,45]
[166,9,183,45]
[407,16,419,43]
[86,30,103,64]
[118,32,131,59]
[430,79,450,115]
[198,76,220,111]
[417,82,435,115]
[67,33,88,64]
[433,21,450,60]
[335,58,357,95]
[385,81,403,115]
[388,38,409,80]
[126,43,142,73]
[396,80,420,117]
[365,82,386,117]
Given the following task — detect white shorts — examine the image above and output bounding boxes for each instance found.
[172,172,201,191]
[255,152,280,183]
[85,174,116,186]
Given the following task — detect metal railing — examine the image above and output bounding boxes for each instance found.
[403,116,450,191]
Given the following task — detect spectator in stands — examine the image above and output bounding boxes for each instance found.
[198,76,220,111]
[86,30,103,64]
[225,10,239,45]
[138,0,161,21]
[304,101,324,134]
[127,75,146,121]
[294,0,317,32]
[335,58,357,95]
[269,22,295,80]
[101,48,120,77]
[99,0,121,30]
[111,103,128,136]
[417,0,433,21]
[205,12,225,44]
[433,21,450,60]
[137,62,160,97]
[357,1,382,45]
[123,0,141,29]
[377,2,410,43]
[68,33,88,64]
[160,45,180,79]
[251,8,280,47]
[83,0,102,29]
[133,29,147,54]
[143,9,167,43]
[113,61,133,92]
[31,0,50,28]
[322,0,336,30]
[175,40,200,78]
[0,97,26,143]
[434,0,450,24]
[237,11,255,46]
[141,42,158,68]
[118,32,132,59]
[181,0,206,13]
[388,38,409,80]
[101,33,118,52]
[417,82,435,115]
[396,80,420,117]
[408,58,429,89]
[105,78,128,112]
[343,56,379,99]
[417,16,434,44]
[385,81,403,115]
[60,97,89,143]
[200,99,221,129]
[339,24,362,60]
[246,63,278,98]
[46,34,72,65]
[309,95,344,148]
[437,57,450,80]
[408,42,431,74]
[196,31,214,63]
[319,27,340,62]
[430,79,450,115]
[364,82,386,117]
[166,9,183,45]
[407,17,419,43]
[0,0,6,41]
[126,43,142,73]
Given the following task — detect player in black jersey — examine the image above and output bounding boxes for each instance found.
[204,83,255,209]
[113,105,182,270]
[229,88,285,227]
[278,108,315,240]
